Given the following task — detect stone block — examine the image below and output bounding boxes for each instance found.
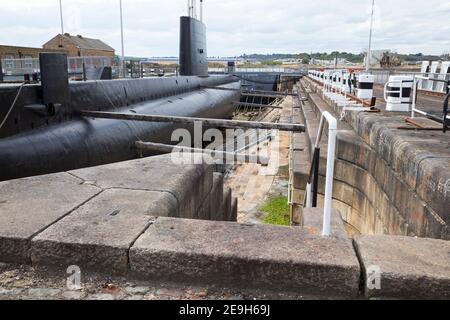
[69,155,213,219]
[0,173,100,263]
[355,235,450,299]
[130,217,361,297]
[31,189,176,273]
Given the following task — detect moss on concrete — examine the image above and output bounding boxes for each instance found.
[261,196,290,226]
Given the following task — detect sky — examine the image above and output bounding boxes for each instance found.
[0,0,449,57]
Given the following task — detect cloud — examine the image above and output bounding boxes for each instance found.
[0,0,448,56]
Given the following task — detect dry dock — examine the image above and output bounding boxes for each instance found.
[0,78,449,300]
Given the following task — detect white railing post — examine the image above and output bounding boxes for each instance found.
[412,76,418,119]
[305,183,312,208]
[321,112,337,237]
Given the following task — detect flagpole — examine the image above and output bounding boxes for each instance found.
[120,0,125,77]
[59,0,64,34]
[366,0,375,71]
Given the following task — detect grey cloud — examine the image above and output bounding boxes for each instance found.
[0,0,448,56]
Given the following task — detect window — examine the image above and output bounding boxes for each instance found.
[24,55,33,69]
[3,54,14,69]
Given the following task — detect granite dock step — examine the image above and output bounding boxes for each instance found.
[0,155,235,268]
[355,235,450,299]
[130,217,361,298]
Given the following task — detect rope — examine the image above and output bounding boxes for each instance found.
[0,82,28,131]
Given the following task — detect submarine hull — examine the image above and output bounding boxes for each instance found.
[0,77,240,181]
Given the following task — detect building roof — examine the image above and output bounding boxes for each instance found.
[48,34,115,52]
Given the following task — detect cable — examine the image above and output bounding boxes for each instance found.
[0,82,28,131]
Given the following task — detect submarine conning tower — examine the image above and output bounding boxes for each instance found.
[179,12,208,76]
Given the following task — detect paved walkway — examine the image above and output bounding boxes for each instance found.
[0,263,306,300]
[225,97,292,223]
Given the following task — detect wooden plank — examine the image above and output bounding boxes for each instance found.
[80,111,306,132]
[135,141,270,165]
[397,126,443,131]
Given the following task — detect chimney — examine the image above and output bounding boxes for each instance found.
[64,33,70,36]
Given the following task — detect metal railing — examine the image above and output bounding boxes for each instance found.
[411,75,450,132]
[209,67,305,74]
[303,111,337,237]
[370,70,450,94]
[1,56,113,79]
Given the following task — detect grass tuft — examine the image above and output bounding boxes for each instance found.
[261,196,290,226]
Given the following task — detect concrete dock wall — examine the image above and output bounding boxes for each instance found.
[0,153,448,299]
[0,155,236,268]
[295,77,449,240]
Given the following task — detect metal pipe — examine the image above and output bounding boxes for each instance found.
[80,111,306,132]
[322,112,337,237]
[202,86,298,97]
[59,0,65,35]
[135,141,269,165]
[119,0,125,78]
[366,0,375,71]
[305,183,312,208]
[200,0,203,22]
[312,148,320,208]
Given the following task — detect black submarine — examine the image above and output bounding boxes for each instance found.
[0,15,240,182]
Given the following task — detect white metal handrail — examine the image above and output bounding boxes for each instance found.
[304,111,337,237]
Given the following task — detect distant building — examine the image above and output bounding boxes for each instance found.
[0,45,65,69]
[43,33,115,58]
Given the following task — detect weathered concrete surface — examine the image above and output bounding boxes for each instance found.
[31,189,176,273]
[1,154,233,267]
[208,173,224,221]
[0,174,101,263]
[0,263,320,301]
[302,208,348,239]
[354,235,450,299]
[130,217,361,297]
[69,156,214,219]
[222,188,233,222]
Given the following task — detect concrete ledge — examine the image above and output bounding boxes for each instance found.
[1,155,233,266]
[302,208,348,239]
[129,217,361,297]
[0,173,101,263]
[354,235,450,299]
[30,189,176,273]
[69,155,214,219]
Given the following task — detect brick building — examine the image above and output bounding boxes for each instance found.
[43,33,115,58]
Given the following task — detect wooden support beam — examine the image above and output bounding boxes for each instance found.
[201,86,298,97]
[135,141,269,165]
[240,92,292,99]
[80,111,306,132]
[232,101,283,109]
